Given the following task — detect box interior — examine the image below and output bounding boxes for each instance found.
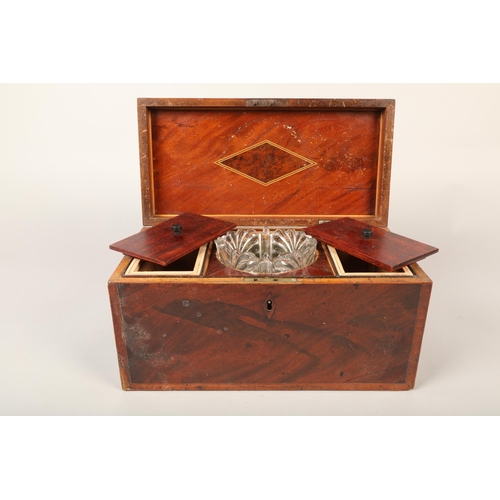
[327,246,413,277]
[122,234,414,278]
[124,244,208,276]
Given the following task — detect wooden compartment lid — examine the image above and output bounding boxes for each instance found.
[304,217,439,271]
[109,212,236,266]
[138,98,395,227]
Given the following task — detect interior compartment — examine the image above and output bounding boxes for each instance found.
[124,244,209,277]
[327,246,413,277]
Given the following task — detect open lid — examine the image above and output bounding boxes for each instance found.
[304,217,438,271]
[138,98,395,227]
[109,212,236,266]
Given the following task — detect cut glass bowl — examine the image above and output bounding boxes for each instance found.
[214,227,317,275]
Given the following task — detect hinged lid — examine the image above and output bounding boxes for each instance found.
[138,98,395,227]
[304,217,439,271]
[109,212,236,266]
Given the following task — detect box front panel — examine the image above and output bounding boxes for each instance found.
[112,281,426,390]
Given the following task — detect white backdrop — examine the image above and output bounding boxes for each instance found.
[1,83,499,416]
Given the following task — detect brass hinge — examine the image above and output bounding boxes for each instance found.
[243,277,297,283]
[246,99,285,107]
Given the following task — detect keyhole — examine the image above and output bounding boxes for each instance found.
[264,296,276,319]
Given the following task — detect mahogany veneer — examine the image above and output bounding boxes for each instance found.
[139,98,395,227]
[305,218,439,271]
[110,213,235,266]
[109,260,432,390]
[108,98,437,391]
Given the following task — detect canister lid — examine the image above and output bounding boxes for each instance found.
[304,217,438,271]
[110,212,236,266]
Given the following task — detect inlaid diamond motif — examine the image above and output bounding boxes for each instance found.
[215,140,316,186]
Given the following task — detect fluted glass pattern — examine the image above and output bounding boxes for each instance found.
[215,228,317,274]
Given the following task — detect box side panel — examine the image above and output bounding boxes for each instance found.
[114,281,425,390]
[405,281,433,388]
[108,282,132,390]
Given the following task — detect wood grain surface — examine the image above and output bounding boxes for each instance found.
[109,278,432,390]
[109,213,236,266]
[137,98,395,226]
[305,218,439,271]
[106,98,436,392]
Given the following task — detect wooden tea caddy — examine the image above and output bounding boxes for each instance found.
[108,98,438,391]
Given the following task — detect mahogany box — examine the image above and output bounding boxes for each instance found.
[108,98,438,391]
